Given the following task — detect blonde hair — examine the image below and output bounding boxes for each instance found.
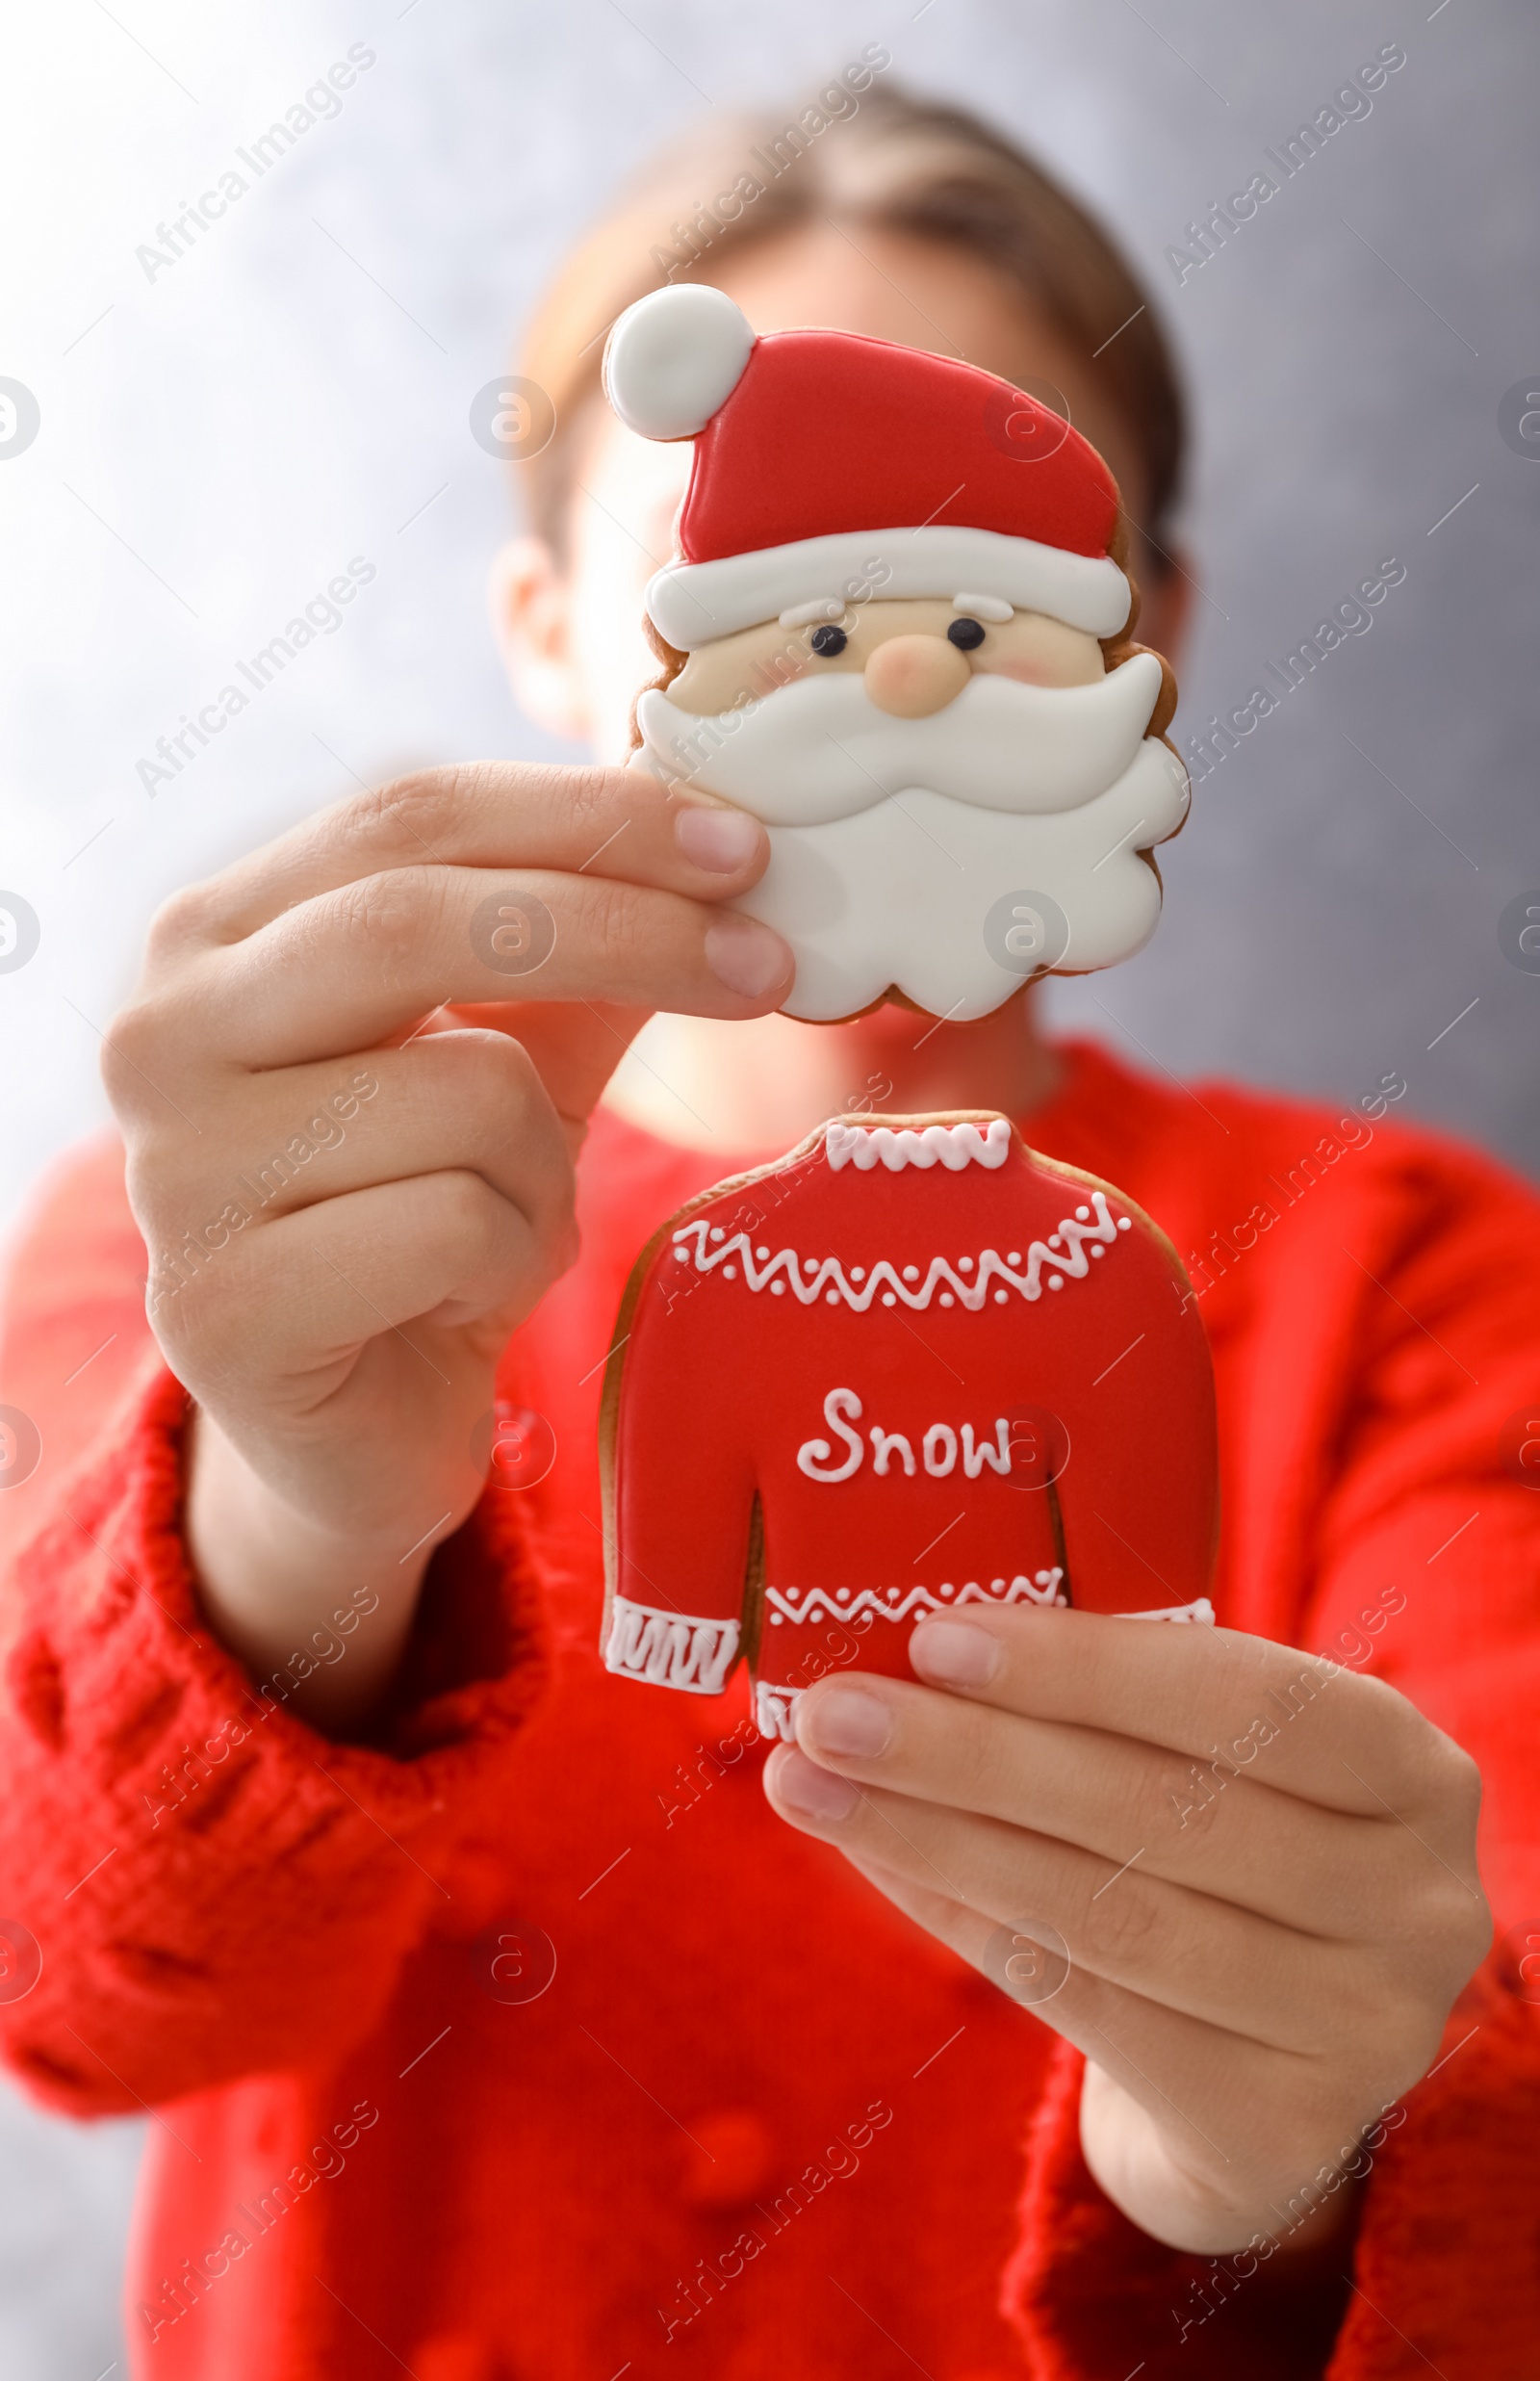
[517,84,1186,570]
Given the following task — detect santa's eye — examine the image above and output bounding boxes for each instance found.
[947,616,987,651]
[809,623,847,657]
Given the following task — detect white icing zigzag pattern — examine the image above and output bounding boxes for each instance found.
[766,1572,1066,1625]
[1123,1597,1217,1625]
[825,1118,1011,1173]
[670,1190,1130,1313]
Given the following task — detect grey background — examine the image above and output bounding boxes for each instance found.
[1,0,1535,2368]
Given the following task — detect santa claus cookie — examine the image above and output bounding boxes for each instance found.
[600,1112,1218,1741]
[603,284,1189,1022]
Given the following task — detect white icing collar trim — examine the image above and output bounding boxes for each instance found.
[825,1118,1011,1173]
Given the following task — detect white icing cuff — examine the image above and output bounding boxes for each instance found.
[755,1680,805,1743]
[603,1596,740,1694]
[645,525,1131,649]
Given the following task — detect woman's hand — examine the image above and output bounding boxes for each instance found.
[105,762,789,1723]
[763,1606,1491,2257]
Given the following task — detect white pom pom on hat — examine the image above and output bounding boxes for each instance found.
[603,285,756,441]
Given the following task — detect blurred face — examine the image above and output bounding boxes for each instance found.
[497,223,1185,763]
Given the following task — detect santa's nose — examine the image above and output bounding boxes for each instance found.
[862,634,971,718]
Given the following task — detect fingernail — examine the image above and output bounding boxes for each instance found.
[676,803,761,873]
[773,1748,860,1824]
[910,1619,1001,1688]
[704,915,790,998]
[804,1685,892,1759]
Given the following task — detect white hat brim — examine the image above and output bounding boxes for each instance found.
[646,525,1130,649]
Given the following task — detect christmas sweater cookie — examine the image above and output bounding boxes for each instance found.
[600,1113,1219,1741]
[603,284,1190,1022]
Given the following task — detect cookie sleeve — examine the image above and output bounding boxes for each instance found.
[600,1206,759,1696]
[1046,1180,1220,1617]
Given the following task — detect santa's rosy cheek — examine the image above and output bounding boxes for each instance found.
[985,655,1101,689]
[985,657,1058,687]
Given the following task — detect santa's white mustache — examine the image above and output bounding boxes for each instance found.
[635,648,1164,825]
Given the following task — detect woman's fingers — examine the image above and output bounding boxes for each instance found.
[784,1669,1400,1941]
[132,865,791,1075]
[832,1845,1318,2195]
[156,762,769,944]
[767,1618,1492,2258]
[162,1169,549,1380]
[450,996,654,1138]
[763,1748,1348,2055]
[129,1030,577,1272]
[107,760,790,1132]
[902,1605,1480,1829]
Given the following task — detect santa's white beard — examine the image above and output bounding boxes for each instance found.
[635,653,1190,1022]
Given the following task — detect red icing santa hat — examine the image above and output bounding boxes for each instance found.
[602,283,1131,652]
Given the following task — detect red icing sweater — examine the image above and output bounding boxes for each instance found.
[1,1040,1538,2381]
[602,1115,1219,1741]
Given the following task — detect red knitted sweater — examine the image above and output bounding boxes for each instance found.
[1,1041,1537,2381]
